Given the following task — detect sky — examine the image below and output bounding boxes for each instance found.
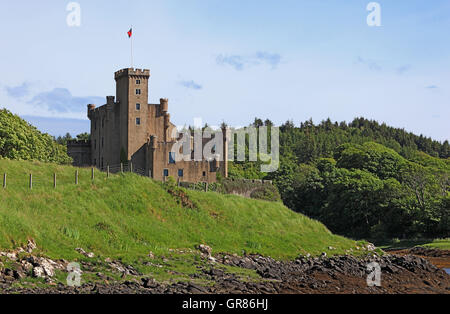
[0,0,448,141]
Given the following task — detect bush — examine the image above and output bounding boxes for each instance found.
[0,109,72,164]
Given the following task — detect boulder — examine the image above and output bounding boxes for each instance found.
[26,239,37,253]
[196,244,212,257]
[32,266,45,278]
[40,259,55,277]
[75,248,95,258]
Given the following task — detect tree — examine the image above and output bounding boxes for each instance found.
[76,132,90,141]
[0,109,72,164]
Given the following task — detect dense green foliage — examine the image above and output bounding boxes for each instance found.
[231,117,450,240]
[55,132,90,145]
[0,109,72,164]
[0,158,359,261]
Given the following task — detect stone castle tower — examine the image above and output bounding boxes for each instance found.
[68,68,228,183]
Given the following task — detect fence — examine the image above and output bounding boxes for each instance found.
[0,162,150,190]
[1,163,279,201]
[99,163,150,178]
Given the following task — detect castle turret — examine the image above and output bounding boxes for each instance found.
[87,104,96,119]
[114,68,150,161]
[160,98,168,114]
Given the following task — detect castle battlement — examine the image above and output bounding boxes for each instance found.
[67,140,91,146]
[114,68,150,80]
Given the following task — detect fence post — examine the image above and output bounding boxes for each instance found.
[75,170,78,185]
[130,162,133,173]
[53,173,56,188]
[3,173,6,189]
[148,170,151,178]
[107,165,110,178]
[120,163,123,173]
[29,174,32,190]
[204,182,208,192]
[177,177,180,187]
[91,167,95,180]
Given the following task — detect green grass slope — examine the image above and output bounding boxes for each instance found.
[0,158,359,262]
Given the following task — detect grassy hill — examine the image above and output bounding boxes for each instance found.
[0,158,361,263]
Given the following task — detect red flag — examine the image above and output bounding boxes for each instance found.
[127,28,132,38]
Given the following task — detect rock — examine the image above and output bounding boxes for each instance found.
[196,244,212,257]
[13,270,26,280]
[26,239,37,253]
[321,252,327,258]
[6,252,17,260]
[148,251,155,259]
[96,272,106,280]
[328,246,336,250]
[40,259,55,277]
[32,267,45,278]
[4,268,14,277]
[208,256,217,263]
[21,261,33,272]
[366,243,376,251]
[142,278,158,289]
[75,248,95,258]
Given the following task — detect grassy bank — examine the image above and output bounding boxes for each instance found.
[376,238,450,251]
[0,158,361,263]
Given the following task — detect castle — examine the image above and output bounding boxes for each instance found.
[67,68,228,183]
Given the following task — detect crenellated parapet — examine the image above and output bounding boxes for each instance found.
[114,68,150,80]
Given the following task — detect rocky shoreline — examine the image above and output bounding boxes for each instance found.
[1,243,448,294]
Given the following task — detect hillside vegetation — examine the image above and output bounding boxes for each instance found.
[230,117,450,240]
[0,158,359,262]
[0,109,71,164]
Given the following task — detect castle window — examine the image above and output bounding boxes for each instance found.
[136,79,141,85]
[202,171,206,177]
[163,169,169,177]
[169,152,176,164]
[178,169,184,177]
[136,89,141,95]
[136,118,141,125]
[136,103,141,110]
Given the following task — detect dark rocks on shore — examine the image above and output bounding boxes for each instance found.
[1,249,449,294]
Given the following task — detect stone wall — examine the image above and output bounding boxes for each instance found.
[67,140,91,167]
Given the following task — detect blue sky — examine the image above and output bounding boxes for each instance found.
[0,0,448,141]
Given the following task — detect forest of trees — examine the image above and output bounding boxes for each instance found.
[229,117,450,240]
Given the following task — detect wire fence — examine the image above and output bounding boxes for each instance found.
[0,162,151,191]
[1,162,271,197]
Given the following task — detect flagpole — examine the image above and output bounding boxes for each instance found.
[130,25,133,69]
